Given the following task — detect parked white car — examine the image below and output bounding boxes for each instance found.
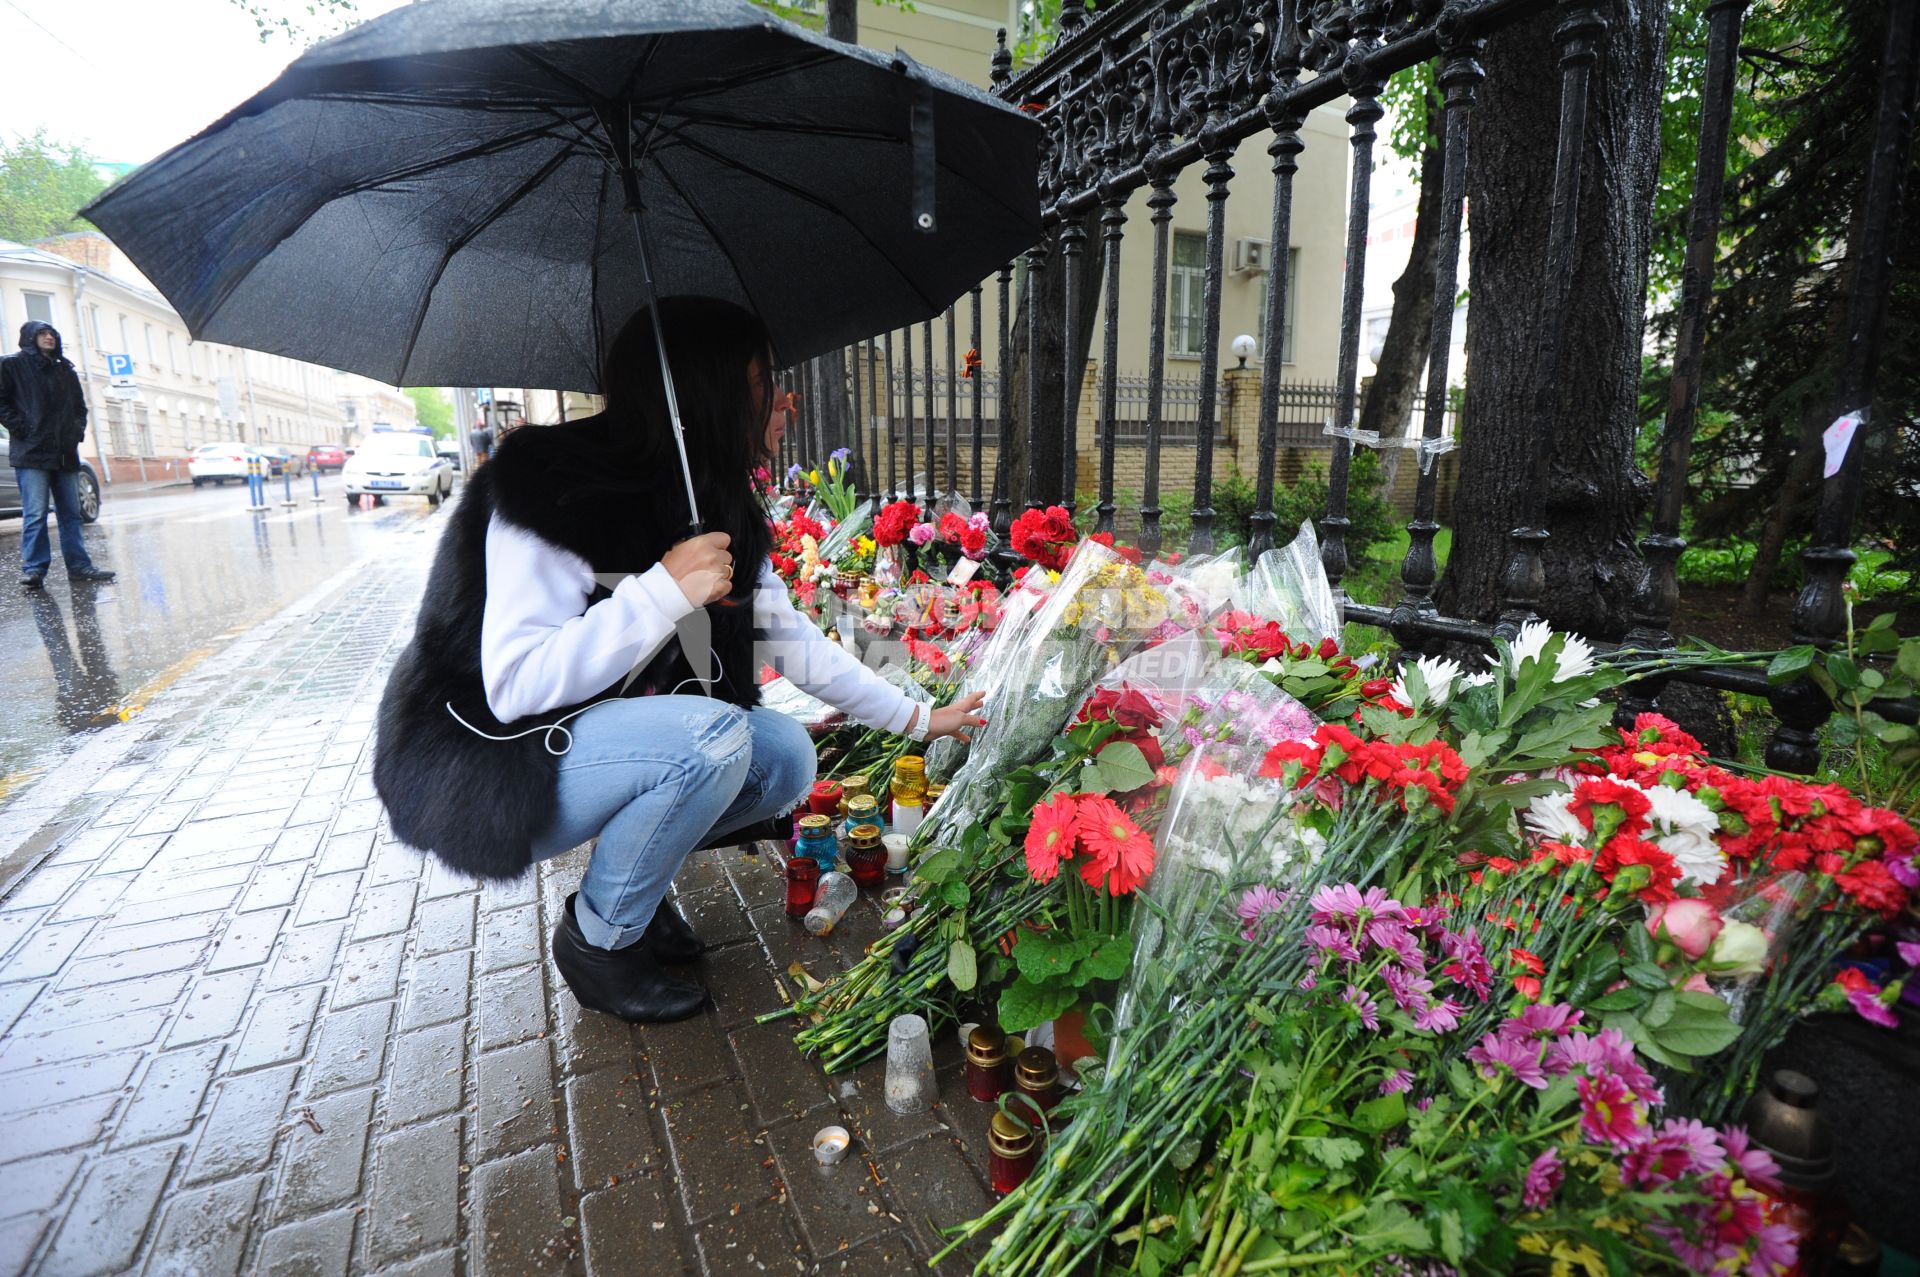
[186,442,264,486]
[342,432,454,506]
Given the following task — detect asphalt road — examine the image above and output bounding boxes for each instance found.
[0,471,454,813]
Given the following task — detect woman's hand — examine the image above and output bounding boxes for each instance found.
[919,691,987,743]
[662,531,735,606]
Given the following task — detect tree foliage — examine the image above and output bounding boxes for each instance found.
[405,387,453,438]
[0,131,109,245]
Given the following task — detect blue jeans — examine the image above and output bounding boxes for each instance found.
[529,697,816,949]
[16,467,98,578]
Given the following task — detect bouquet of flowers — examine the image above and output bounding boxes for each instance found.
[1009,504,1079,570]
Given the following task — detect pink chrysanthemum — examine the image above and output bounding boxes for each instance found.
[1521,1147,1563,1210]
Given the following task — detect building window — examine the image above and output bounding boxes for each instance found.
[1169,233,1207,359]
[145,323,157,367]
[118,315,132,361]
[90,305,104,351]
[167,331,179,372]
[23,292,55,326]
[1254,248,1303,365]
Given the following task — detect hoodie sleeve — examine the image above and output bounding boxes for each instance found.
[752,563,919,734]
[0,358,18,432]
[480,514,699,722]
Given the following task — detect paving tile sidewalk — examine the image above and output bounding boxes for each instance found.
[0,518,1003,1276]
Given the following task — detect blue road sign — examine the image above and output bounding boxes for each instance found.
[105,352,134,379]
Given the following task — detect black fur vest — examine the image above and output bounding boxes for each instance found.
[372,415,764,880]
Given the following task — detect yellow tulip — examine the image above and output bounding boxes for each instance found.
[808,469,821,485]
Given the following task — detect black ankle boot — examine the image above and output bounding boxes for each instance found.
[643,899,707,964]
[553,893,706,1023]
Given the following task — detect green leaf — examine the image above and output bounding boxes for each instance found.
[1643,988,1678,1028]
[939,878,971,910]
[1584,987,1646,1012]
[1075,937,1132,983]
[1623,924,1654,965]
[913,849,963,885]
[1648,991,1742,1057]
[947,939,977,992]
[1092,740,1156,793]
[1299,1136,1365,1171]
[1013,930,1094,985]
[1353,1200,1431,1252]
[1866,611,1898,631]
[1623,962,1671,992]
[996,976,1081,1033]
[1897,640,1920,682]
[1434,1210,1465,1265]
[1352,1092,1407,1134]
[1079,761,1107,792]
[1767,645,1817,682]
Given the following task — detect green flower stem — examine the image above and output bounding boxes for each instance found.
[1234,1248,1354,1273]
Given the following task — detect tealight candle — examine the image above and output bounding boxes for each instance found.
[883,834,911,873]
[812,1125,851,1166]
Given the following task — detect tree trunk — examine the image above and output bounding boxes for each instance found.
[992,208,1105,512]
[1357,129,1446,494]
[826,0,856,40]
[1435,0,1666,638]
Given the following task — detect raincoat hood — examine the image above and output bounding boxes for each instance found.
[18,321,64,360]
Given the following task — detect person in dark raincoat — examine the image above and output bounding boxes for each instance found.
[0,322,115,588]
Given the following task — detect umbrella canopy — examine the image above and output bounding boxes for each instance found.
[82,0,1041,392]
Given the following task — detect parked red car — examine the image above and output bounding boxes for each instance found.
[307,444,348,473]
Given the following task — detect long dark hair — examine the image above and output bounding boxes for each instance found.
[601,298,774,601]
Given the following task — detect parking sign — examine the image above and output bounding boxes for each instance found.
[106,352,135,385]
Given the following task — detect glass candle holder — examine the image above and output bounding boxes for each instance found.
[843,794,881,842]
[1015,1046,1061,1116]
[794,814,838,870]
[883,1013,937,1115]
[846,824,887,888]
[807,779,844,819]
[883,834,911,874]
[987,1110,1037,1195]
[965,1024,1012,1103]
[783,856,821,919]
[812,1125,851,1166]
[803,872,857,935]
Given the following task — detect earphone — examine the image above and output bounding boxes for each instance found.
[443,648,729,756]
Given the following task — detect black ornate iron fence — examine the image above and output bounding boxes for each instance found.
[774,0,1918,774]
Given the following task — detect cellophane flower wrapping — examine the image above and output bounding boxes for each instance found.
[759,672,846,734]
[1234,519,1341,644]
[1110,661,1318,1046]
[921,575,1053,784]
[814,499,871,562]
[925,541,1159,842]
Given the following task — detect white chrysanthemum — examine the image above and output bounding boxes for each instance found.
[1390,654,1464,712]
[1555,632,1598,683]
[1643,784,1727,885]
[1460,668,1496,690]
[1523,790,1587,843]
[1507,619,1554,676]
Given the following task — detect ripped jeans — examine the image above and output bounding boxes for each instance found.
[529,696,816,949]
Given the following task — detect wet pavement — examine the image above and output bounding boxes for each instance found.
[0,488,1000,1276]
[0,475,448,819]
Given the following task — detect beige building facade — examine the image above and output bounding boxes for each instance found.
[0,232,415,485]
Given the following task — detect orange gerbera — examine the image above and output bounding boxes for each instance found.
[1024,792,1079,883]
[1075,794,1156,895]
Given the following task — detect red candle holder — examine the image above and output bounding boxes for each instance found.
[784,856,821,918]
[807,779,844,819]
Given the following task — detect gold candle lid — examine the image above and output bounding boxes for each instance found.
[894,755,926,776]
[987,1110,1036,1159]
[1015,1046,1059,1090]
[797,814,832,833]
[965,1024,1009,1068]
[842,773,872,797]
[926,784,946,803]
[849,823,883,848]
[846,794,880,817]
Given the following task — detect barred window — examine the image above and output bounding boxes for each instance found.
[1169,232,1206,358]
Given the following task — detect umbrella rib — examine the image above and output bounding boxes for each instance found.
[666,132,943,313]
[588,162,609,373]
[397,145,580,386]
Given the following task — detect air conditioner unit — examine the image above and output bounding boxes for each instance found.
[1231,238,1272,275]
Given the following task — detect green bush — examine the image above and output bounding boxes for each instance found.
[1675,539,1913,600]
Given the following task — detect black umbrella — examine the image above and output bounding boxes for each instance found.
[83,0,1040,529]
